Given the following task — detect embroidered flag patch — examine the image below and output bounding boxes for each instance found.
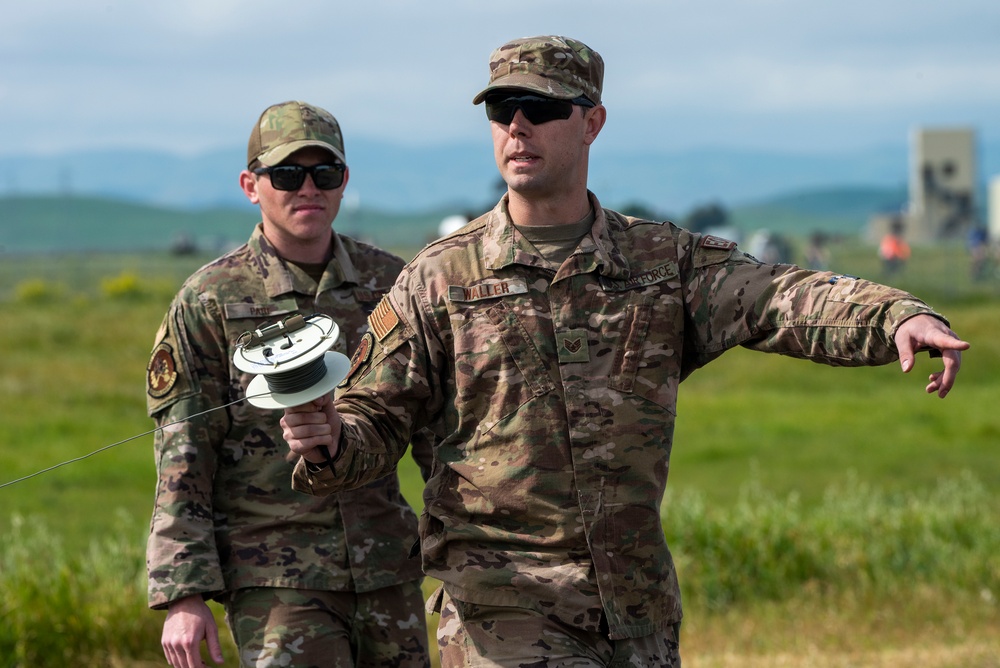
[369,295,400,341]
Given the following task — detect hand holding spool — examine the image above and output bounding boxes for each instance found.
[233,314,350,409]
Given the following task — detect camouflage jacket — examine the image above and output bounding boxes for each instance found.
[146,224,424,609]
[293,194,946,639]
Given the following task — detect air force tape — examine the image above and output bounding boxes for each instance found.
[232,313,350,409]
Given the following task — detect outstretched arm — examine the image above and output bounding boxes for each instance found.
[894,314,970,398]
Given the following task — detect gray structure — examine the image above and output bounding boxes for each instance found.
[990,175,1000,243]
[907,127,977,244]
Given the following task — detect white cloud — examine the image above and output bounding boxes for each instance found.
[2,0,998,154]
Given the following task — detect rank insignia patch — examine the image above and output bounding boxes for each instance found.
[699,235,737,251]
[147,342,178,398]
[556,328,590,364]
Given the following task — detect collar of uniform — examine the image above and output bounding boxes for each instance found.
[248,224,359,298]
[587,196,631,281]
[482,193,631,279]
[482,195,519,270]
[248,224,295,298]
[318,232,359,292]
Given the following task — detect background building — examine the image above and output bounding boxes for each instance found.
[906,127,977,244]
[990,175,1000,243]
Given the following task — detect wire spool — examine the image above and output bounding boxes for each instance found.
[233,313,350,409]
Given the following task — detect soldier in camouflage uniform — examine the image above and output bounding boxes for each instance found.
[280,37,970,668]
[146,101,430,668]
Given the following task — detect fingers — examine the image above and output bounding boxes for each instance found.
[895,316,970,397]
[897,335,916,373]
[205,626,224,664]
[162,597,221,668]
[925,348,963,398]
[283,394,331,414]
[281,400,341,461]
[281,412,332,447]
[162,632,206,668]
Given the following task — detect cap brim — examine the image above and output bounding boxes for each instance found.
[258,140,347,166]
[473,73,584,104]
[244,351,351,409]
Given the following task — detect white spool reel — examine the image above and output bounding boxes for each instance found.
[233,314,350,409]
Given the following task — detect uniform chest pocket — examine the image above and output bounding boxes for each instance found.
[451,301,556,418]
[607,293,679,413]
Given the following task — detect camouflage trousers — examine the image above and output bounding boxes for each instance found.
[435,591,681,667]
[222,582,430,668]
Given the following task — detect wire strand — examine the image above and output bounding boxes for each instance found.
[0,393,268,490]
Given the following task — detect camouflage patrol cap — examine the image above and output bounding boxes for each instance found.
[472,35,603,106]
[247,100,346,167]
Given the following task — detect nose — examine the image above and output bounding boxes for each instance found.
[508,108,532,135]
[297,170,322,194]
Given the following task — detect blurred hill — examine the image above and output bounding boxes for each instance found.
[0,185,910,256]
[0,195,451,255]
[3,137,997,217]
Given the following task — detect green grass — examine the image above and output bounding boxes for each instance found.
[1,249,998,666]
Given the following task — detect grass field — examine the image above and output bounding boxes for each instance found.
[1,240,998,666]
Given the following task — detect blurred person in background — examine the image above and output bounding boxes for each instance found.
[879,216,911,276]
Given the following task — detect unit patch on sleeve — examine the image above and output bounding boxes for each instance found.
[369,295,400,342]
[147,342,179,398]
[340,332,374,388]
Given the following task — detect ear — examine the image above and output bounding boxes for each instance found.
[240,169,260,205]
[582,105,607,146]
[341,166,350,190]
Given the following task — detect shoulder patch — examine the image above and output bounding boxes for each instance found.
[699,235,737,251]
[369,295,400,342]
[147,342,179,398]
[339,332,374,388]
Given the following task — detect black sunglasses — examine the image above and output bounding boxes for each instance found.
[253,163,346,191]
[484,94,596,126]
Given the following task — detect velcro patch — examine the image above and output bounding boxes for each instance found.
[147,342,179,398]
[339,331,374,388]
[448,278,528,303]
[556,328,590,364]
[699,235,737,251]
[600,262,678,292]
[224,300,297,320]
[369,295,400,342]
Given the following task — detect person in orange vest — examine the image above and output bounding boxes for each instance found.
[879,217,911,276]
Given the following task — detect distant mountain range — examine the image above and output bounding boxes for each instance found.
[3,137,998,217]
[1,139,996,255]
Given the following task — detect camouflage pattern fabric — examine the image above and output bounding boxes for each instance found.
[248,100,347,167]
[146,223,426,610]
[472,35,604,105]
[436,590,680,667]
[224,582,429,668]
[294,193,948,641]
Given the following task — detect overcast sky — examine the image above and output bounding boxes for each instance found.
[4,0,999,158]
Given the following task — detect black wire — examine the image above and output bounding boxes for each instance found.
[1,317,334,490]
[0,394,266,490]
[262,355,328,394]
